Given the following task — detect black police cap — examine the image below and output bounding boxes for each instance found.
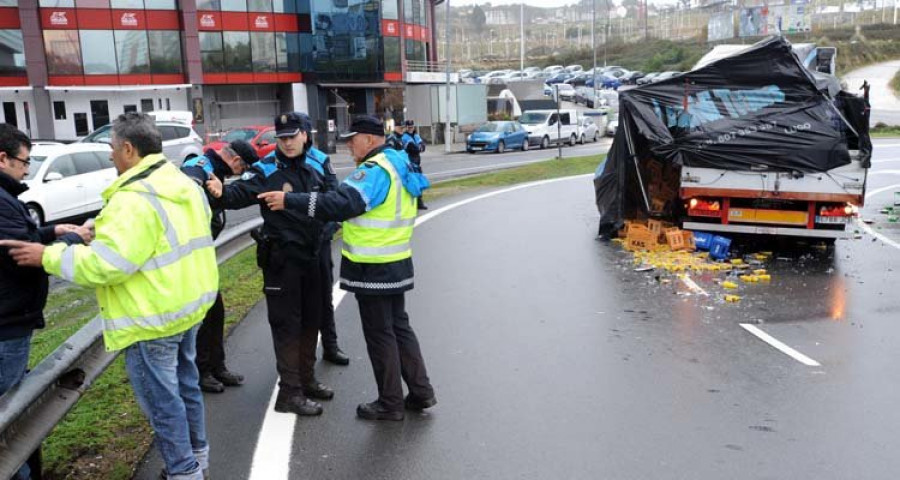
[339,115,385,139]
[229,139,259,166]
[274,112,313,138]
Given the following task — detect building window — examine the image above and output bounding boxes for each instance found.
[110,0,143,7]
[0,30,26,75]
[39,0,75,6]
[124,104,137,113]
[80,30,118,75]
[43,30,83,76]
[384,36,400,71]
[197,0,220,9]
[144,0,177,8]
[53,101,67,120]
[273,0,296,13]
[403,0,412,23]
[382,0,398,20]
[165,98,171,110]
[275,32,300,72]
[141,98,154,111]
[250,32,276,72]
[74,112,89,136]
[0,0,19,5]
[223,31,252,72]
[75,0,110,7]
[90,100,109,130]
[148,30,183,74]
[115,30,150,74]
[199,32,224,73]
[221,0,247,11]
[248,0,272,11]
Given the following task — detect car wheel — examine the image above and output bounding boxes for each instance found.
[26,203,44,226]
[540,136,549,149]
[579,134,585,145]
[593,131,599,142]
[466,149,475,154]
[497,141,505,154]
[569,134,577,146]
[522,139,529,151]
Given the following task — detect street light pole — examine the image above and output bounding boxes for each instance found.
[444,0,451,153]
[520,2,525,74]
[604,0,610,67]
[592,0,597,107]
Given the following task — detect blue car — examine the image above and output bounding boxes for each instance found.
[586,74,621,90]
[466,121,530,154]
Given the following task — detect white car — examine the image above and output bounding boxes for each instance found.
[19,143,116,226]
[80,120,203,167]
[607,119,619,137]
[478,70,510,84]
[577,115,604,143]
[555,83,576,102]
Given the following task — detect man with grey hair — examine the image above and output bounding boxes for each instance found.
[1,112,218,480]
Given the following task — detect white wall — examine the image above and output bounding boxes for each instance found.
[47,88,189,141]
[0,89,39,138]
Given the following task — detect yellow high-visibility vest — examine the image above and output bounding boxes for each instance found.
[341,153,417,264]
[43,153,218,351]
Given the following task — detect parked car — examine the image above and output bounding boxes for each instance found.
[554,83,576,102]
[519,109,580,149]
[466,121,530,153]
[500,71,529,83]
[565,64,584,73]
[637,72,660,85]
[652,71,683,83]
[607,118,619,137]
[565,72,591,86]
[523,66,542,74]
[205,125,277,158]
[19,143,116,226]
[576,115,603,143]
[543,65,565,74]
[602,66,631,79]
[543,84,553,97]
[619,71,645,84]
[479,70,510,84]
[80,121,203,167]
[546,72,574,85]
[586,74,621,90]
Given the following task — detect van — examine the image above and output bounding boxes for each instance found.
[518,109,580,149]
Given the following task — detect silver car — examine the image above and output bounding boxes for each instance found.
[80,121,203,167]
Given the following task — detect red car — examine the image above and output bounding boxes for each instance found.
[204,125,277,158]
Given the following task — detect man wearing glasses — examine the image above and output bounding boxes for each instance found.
[0,123,91,479]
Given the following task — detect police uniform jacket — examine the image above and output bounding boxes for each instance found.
[212,148,327,263]
[181,148,232,239]
[304,146,340,245]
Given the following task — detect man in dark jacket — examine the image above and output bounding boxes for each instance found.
[181,140,257,393]
[0,123,90,479]
[401,120,427,210]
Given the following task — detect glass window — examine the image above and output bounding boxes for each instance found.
[80,30,117,75]
[72,152,105,175]
[273,0,296,12]
[384,36,400,71]
[174,126,190,138]
[382,0,398,20]
[250,32,276,72]
[221,0,247,11]
[124,104,137,112]
[53,101,66,120]
[197,0,220,9]
[276,32,300,72]
[199,32,224,73]
[141,98,153,112]
[47,155,77,178]
[82,124,111,143]
[310,0,381,80]
[110,0,143,7]
[39,0,75,6]
[299,32,312,72]
[0,30,26,75]
[76,0,111,7]
[144,0,177,8]
[115,30,150,74]
[148,30,183,74]
[259,129,276,144]
[44,30,83,76]
[248,0,272,11]
[74,113,89,136]
[159,125,178,141]
[0,0,19,5]
[403,0,412,23]
[223,31,251,72]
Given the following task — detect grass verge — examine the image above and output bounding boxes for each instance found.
[30,152,602,478]
[872,123,900,137]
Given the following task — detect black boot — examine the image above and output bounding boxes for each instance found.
[356,401,404,421]
[302,381,335,400]
[213,369,244,387]
[199,373,225,393]
[274,387,323,416]
[323,348,350,366]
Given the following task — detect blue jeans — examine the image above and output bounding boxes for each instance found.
[125,325,208,480]
[0,334,33,480]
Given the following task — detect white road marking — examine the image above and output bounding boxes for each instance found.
[679,274,709,296]
[248,173,594,480]
[857,182,900,251]
[739,324,822,367]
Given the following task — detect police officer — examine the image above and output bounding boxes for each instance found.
[401,120,427,210]
[386,122,405,151]
[181,140,257,393]
[303,126,350,366]
[205,112,334,416]
[258,116,436,421]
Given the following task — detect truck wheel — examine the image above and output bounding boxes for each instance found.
[540,136,549,149]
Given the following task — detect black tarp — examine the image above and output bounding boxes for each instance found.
[594,36,871,236]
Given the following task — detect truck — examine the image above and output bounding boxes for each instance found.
[594,37,871,240]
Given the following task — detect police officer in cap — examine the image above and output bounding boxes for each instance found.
[386,121,405,151]
[258,116,436,421]
[401,120,427,210]
[181,140,257,393]
[205,112,335,416]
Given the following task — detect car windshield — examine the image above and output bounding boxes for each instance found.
[25,156,46,180]
[82,125,111,143]
[222,128,260,142]
[519,113,549,125]
[476,123,504,133]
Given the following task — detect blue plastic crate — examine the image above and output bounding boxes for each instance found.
[709,235,732,260]
[692,231,714,251]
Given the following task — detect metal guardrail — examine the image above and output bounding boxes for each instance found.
[0,218,264,479]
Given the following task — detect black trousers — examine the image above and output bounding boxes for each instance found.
[318,240,339,352]
[264,258,325,390]
[355,293,433,411]
[195,292,225,375]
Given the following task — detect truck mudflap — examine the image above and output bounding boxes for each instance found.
[682,222,851,239]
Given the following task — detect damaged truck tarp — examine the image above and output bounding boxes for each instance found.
[594,36,872,235]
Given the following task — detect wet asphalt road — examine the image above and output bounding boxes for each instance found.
[130,140,900,479]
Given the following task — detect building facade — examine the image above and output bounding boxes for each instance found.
[0,0,439,142]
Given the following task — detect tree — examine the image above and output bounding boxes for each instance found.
[472,5,487,35]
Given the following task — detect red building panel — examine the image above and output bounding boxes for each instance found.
[112,10,146,29]
[203,73,229,84]
[382,20,399,37]
[119,74,152,85]
[197,11,222,31]
[0,77,29,87]
[221,12,248,30]
[76,9,113,29]
[41,9,78,29]
[278,73,302,83]
[151,74,187,84]
[253,72,280,83]
[404,24,414,38]
[226,73,255,83]
[248,13,274,31]
[83,74,120,85]
[0,8,20,29]
[274,13,299,32]
[384,72,402,82]
[48,75,86,86]
[145,10,181,29]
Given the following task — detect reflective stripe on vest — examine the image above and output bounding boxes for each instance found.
[341,155,417,263]
[103,290,218,331]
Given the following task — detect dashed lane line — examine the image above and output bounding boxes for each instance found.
[740,324,822,367]
[248,173,594,480]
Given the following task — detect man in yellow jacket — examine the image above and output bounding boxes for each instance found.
[1,113,218,480]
